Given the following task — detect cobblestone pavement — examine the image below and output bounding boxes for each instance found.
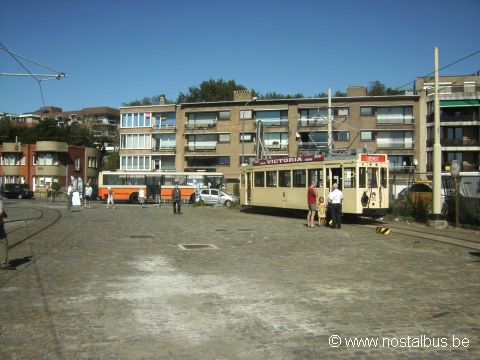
[0,200,479,359]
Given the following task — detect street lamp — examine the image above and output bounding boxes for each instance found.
[241,96,257,165]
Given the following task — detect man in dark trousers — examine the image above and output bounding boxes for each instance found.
[172,184,182,214]
[328,183,344,229]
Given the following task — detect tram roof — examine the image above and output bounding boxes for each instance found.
[250,153,387,167]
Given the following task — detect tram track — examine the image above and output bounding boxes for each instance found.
[354,222,480,251]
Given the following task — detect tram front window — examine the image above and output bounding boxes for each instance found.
[367,168,378,187]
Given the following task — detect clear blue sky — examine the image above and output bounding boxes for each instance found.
[1,0,479,114]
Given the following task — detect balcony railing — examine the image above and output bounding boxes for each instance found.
[376,142,414,149]
[266,143,288,150]
[427,114,479,123]
[185,144,217,151]
[152,146,176,153]
[185,121,217,129]
[376,116,414,125]
[153,123,176,129]
[256,120,289,127]
[426,163,480,172]
[426,139,480,147]
[298,141,328,150]
[389,165,415,173]
[298,118,328,127]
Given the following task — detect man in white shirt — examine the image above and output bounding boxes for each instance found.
[328,183,344,229]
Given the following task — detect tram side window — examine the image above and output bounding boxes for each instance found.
[266,171,277,187]
[254,172,265,187]
[308,169,323,187]
[279,170,291,187]
[343,168,355,188]
[368,168,378,187]
[380,168,387,187]
[359,167,366,188]
[293,169,306,187]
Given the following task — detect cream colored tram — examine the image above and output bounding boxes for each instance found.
[240,153,389,217]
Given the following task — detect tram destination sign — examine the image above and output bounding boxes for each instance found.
[253,155,325,166]
[360,154,386,162]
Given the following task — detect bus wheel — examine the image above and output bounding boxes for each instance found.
[129,192,139,203]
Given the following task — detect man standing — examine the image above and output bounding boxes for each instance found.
[67,183,73,211]
[172,184,182,214]
[84,182,93,208]
[0,199,14,270]
[328,183,344,229]
[307,180,317,228]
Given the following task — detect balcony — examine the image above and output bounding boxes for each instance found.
[298,141,328,151]
[256,120,289,127]
[426,163,480,172]
[152,145,176,153]
[298,117,328,127]
[185,143,217,151]
[36,141,68,152]
[376,142,414,149]
[1,142,23,153]
[185,120,216,129]
[427,114,479,123]
[266,142,288,151]
[1,166,21,176]
[153,122,176,130]
[389,164,415,174]
[426,139,480,147]
[376,116,414,125]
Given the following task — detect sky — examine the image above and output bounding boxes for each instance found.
[1,0,479,114]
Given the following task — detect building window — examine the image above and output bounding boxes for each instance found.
[218,133,231,143]
[240,110,253,119]
[377,106,414,124]
[360,107,374,116]
[464,81,475,93]
[334,131,350,141]
[120,156,151,171]
[120,134,152,149]
[120,113,152,128]
[88,157,97,168]
[218,111,230,120]
[36,153,59,166]
[240,133,256,142]
[74,158,81,171]
[361,131,376,141]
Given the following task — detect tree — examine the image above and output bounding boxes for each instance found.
[368,80,386,96]
[176,79,248,103]
[260,92,304,100]
[99,150,119,172]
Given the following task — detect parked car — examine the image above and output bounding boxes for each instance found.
[2,184,35,199]
[196,189,239,207]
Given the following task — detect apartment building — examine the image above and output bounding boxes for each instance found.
[0,141,100,193]
[415,74,480,175]
[120,88,421,192]
[35,106,120,146]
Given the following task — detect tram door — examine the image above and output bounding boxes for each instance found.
[246,171,252,204]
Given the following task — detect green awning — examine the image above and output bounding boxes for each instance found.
[440,99,480,107]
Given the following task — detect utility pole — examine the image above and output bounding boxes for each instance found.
[327,88,332,152]
[428,47,447,228]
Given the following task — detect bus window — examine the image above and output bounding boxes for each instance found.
[279,170,291,187]
[359,167,366,188]
[293,169,306,187]
[103,174,122,185]
[266,171,277,187]
[343,168,355,188]
[368,168,378,187]
[254,172,265,187]
[308,169,323,187]
[380,168,387,188]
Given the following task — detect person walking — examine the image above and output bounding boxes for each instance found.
[67,183,73,211]
[138,187,146,208]
[84,183,93,208]
[328,183,344,229]
[307,180,317,228]
[172,184,182,214]
[106,187,116,209]
[0,199,14,270]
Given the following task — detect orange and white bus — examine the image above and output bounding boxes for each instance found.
[98,171,224,203]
